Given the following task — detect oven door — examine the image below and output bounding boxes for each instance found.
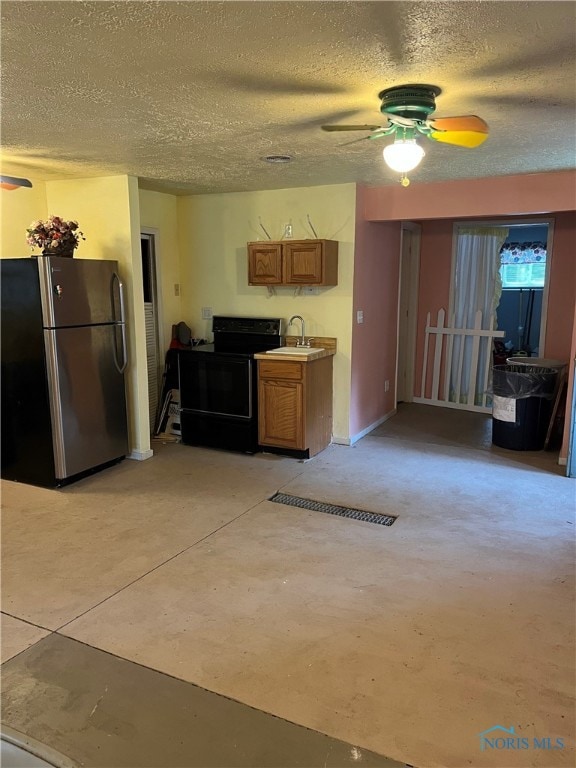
[179,352,253,419]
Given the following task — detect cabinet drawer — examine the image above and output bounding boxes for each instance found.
[259,360,303,380]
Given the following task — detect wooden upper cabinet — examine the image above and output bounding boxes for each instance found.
[248,239,338,286]
[247,243,283,284]
[283,240,338,285]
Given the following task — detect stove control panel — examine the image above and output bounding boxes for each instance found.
[212,316,282,335]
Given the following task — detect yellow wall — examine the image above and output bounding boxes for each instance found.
[1,176,150,460]
[2,178,357,450]
[44,176,149,458]
[1,182,48,257]
[138,189,182,352]
[177,183,356,440]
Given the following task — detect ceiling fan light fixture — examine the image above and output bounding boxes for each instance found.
[383,139,425,173]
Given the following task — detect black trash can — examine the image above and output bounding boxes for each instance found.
[491,363,558,450]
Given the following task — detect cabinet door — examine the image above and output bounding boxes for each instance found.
[248,243,283,285]
[283,241,324,284]
[258,378,304,448]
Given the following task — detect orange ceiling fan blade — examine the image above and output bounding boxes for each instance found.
[427,115,489,148]
[429,129,489,148]
[0,174,33,190]
[428,115,489,133]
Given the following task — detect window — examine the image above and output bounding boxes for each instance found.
[499,241,546,288]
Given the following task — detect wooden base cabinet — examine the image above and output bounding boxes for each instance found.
[248,239,338,286]
[258,356,333,458]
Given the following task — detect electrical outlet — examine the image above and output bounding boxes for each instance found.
[356,310,364,324]
[174,283,180,297]
[384,380,390,392]
[201,307,212,320]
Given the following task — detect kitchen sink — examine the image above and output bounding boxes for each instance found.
[267,346,324,355]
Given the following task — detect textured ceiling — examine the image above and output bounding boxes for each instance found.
[1,1,575,195]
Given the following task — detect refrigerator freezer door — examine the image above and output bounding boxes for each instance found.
[38,257,121,328]
[44,326,128,479]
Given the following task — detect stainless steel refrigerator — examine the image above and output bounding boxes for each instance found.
[1,256,129,487]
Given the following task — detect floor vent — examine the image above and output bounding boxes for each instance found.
[269,493,396,526]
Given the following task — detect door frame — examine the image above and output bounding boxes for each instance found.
[567,359,576,477]
[140,228,164,432]
[396,221,421,404]
[449,218,554,357]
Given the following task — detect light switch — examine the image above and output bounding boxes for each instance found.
[356,310,364,324]
[202,307,213,319]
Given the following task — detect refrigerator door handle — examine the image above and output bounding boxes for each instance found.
[112,272,128,374]
[44,330,67,478]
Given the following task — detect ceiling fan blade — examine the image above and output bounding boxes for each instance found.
[321,124,385,132]
[428,115,489,134]
[0,174,33,188]
[428,129,489,149]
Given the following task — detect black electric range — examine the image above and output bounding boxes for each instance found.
[178,316,283,453]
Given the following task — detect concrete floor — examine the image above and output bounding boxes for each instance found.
[1,404,574,768]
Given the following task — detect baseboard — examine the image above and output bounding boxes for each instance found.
[332,409,397,448]
[127,449,154,461]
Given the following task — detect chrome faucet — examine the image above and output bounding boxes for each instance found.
[288,315,310,347]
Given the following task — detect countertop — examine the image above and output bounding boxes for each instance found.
[254,336,337,362]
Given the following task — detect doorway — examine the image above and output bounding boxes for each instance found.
[495,223,550,359]
[444,220,552,411]
[140,232,163,434]
[406,218,553,414]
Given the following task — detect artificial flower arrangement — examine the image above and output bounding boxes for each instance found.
[26,215,85,255]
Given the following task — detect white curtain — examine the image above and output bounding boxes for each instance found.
[450,227,509,405]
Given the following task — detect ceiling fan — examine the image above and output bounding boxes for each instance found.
[0,174,33,191]
[321,84,489,185]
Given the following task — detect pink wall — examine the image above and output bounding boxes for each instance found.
[545,212,576,360]
[364,170,576,221]
[351,187,401,437]
[562,312,576,462]
[414,221,453,398]
[361,171,576,461]
[412,214,575,398]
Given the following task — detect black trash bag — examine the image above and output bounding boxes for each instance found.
[170,321,192,348]
[491,364,557,400]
